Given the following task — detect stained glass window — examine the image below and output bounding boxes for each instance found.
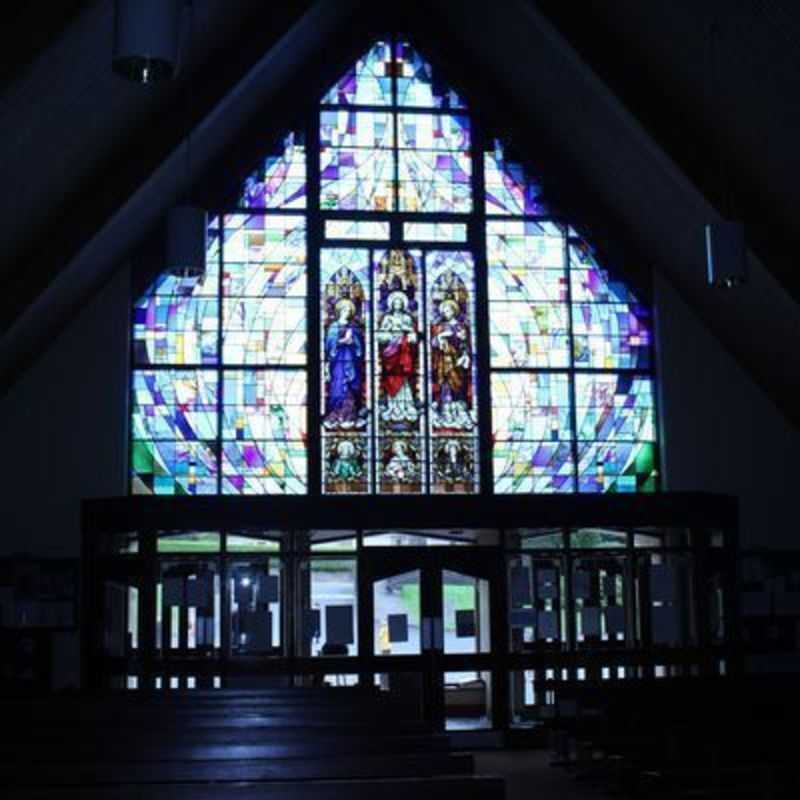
[130,36,658,497]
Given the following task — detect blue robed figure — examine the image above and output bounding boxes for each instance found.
[324,298,365,427]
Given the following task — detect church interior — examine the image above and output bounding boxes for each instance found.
[2,1,799,798]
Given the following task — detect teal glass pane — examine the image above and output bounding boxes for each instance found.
[240,132,307,209]
[221,214,307,365]
[484,141,548,215]
[575,374,656,442]
[133,230,220,365]
[578,442,658,494]
[131,440,218,496]
[325,220,390,240]
[403,222,468,243]
[322,41,393,106]
[221,369,307,495]
[395,41,465,109]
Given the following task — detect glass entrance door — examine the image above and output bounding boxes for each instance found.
[363,547,498,730]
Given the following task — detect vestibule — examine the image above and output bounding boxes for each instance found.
[83,492,738,732]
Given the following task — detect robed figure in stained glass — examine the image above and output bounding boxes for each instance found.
[377,290,420,424]
[324,298,366,428]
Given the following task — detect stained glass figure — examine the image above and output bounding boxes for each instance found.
[374,249,425,493]
[485,141,548,216]
[320,250,372,494]
[395,40,465,109]
[322,41,393,106]
[240,132,307,209]
[427,251,479,494]
[131,36,659,499]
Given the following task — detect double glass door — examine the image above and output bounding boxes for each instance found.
[363,547,498,730]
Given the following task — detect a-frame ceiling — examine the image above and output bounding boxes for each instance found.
[1,0,798,426]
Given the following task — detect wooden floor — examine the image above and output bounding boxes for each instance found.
[2,688,505,800]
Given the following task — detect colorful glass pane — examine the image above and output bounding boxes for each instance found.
[395,41,465,109]
[221,369,307,495]
[491,371,574,494]
[374,249,425,493]
[320,111,395,211]
[130,370,219,496]
[133,231,220,365]
[321,249,372,494]
[398,114,471,212]
[572,303,652,370]
[325,220,390,240]
[221,214,307,365]
[322,41,393,106]
[575,374,656,442]
[488,220,569,368]
[426,251,479,494]
[240,132,307,209]
[577,441,658,493]
[403,222,468,243]
[485,141,547,216]
[569,241,642,304]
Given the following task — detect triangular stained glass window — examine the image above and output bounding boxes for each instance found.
[394,40,465,109]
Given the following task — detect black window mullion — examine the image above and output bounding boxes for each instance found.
[564,228,580,493]
[470,115,493,497]
[216,215,225,495]
[307,111,323,497]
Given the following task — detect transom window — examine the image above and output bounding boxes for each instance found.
[130,38,658,497]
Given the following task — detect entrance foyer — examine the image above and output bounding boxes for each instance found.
[83,493,738,733]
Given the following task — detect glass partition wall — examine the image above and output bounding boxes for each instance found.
[84,496,739,732]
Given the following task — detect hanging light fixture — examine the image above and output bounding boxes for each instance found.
[164,1,206,279]
[113,0,182,84]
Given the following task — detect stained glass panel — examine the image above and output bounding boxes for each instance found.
[575,374,656,442]
[490,301,571,368]
[222,214,307,365]
[374,249,425,493]
[321,249,372,494]
[426,251,479,493]
[320,111,395,211]
[325,220,390,240]
[221,370,307,495]
[491,372,574,494]
[572,303,652,370]
[485,141,548,216]
[133,232,220,366]
[131,370,219,496]
[398,114,472,212]
[322,41,393,106]
[395,41,465,109]
[240,132,307,209]
[403,222,468,243]
[577,442,658,494]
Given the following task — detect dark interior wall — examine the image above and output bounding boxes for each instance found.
[655,272,798,549]
[0,266,129,558]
